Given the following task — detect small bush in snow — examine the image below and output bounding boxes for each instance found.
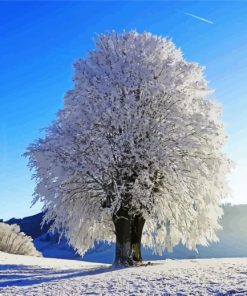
[0,222,41,256]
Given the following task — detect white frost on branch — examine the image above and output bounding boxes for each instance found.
[0,222,41,256]
[25,31,232,256]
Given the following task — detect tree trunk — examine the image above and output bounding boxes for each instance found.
[113,207,145,266]
[113,206,133,266]
[131,215,145,262]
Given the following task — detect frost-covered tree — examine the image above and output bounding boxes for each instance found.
[0,222,41,256]
[25,31,232,266]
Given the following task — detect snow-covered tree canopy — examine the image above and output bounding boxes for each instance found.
[25,31,232,257]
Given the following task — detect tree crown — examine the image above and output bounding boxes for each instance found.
[25,31,232,255]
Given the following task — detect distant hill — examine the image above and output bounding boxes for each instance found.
[6,212,51,238]
[4,204,247,263]
[5,213,78,260]
[199,203,247,258]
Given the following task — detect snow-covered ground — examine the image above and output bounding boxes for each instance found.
[0,251,247,295]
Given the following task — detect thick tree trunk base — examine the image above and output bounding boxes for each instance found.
[113,241,133,266]
[131,216,145,262]
[112,260,152,268]
[113,207,145,267]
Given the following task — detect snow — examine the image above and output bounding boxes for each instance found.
[1,251,247,295]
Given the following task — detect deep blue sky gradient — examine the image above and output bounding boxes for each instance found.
[1,1,247,220]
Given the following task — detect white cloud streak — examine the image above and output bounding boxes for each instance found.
[185,12,214,25]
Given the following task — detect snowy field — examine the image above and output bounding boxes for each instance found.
[0,252,247,295]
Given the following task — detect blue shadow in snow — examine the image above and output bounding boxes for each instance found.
[0,264,114,288]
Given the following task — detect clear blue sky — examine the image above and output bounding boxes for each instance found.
[0,1,247,220]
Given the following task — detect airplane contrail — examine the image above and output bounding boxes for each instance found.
[185,12,214,25]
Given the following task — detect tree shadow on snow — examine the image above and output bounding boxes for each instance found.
[0,264,115,288]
